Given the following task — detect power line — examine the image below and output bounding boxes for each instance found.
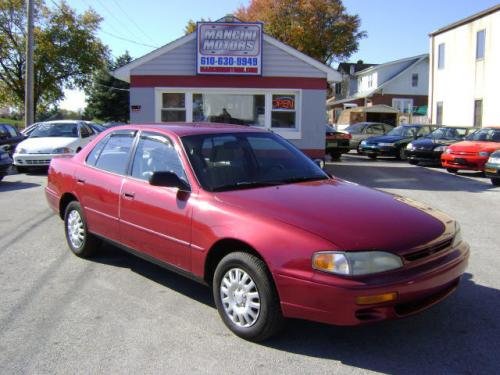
[109,0,156,45]
[100,29,159,49]
[94,82,130,92]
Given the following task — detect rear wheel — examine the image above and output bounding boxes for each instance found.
[397,147,407,160]
[367,154,377,160]
[408,159,418,165]
[446,168,458,174]
[329,151,341,160]
[491,178,500,186]
[356,146,363,154]
[64,201,100,258]
[213,252,284,342]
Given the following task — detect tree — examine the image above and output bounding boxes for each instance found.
[0,0,107,119]
[184,18,211,34]
[84,52,132,122]
[235,0,366,65]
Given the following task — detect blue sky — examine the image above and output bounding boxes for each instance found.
[59,0,499,110]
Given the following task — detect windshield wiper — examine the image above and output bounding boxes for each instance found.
[281,175,329,184]
[212,180,285,192]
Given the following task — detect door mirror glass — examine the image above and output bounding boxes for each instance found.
[149,171,190,191]
[80,126,91,138]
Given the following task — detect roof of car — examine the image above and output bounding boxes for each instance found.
[114,123,269,137]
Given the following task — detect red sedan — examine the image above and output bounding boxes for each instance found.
[441,127,500,173]
[46,123,469,341]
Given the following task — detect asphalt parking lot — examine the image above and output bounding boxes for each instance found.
[1,154,499,374]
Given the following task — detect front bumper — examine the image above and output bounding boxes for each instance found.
[484,162,500,179]
[276,241,469,326]
[13,152,70,167]
[0,158,12,176]
[360,144,398,157]
[441,154,488,171]
[406,149,442,164]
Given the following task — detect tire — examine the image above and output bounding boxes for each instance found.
[64,201,100,258]
[16,165,28,173]
[397,147,407,161]
[408,159,418,165]
[356,146,363,155]
[213,252,284,342]
[367,154,377,160]
[329,151,341,160]
[446,168,458,174]
[491,178,500,186]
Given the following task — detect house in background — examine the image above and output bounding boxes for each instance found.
[429,5,499,127]
[333,60,377,101]
[327,54,429,125]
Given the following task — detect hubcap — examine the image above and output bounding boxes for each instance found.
[67,210,85,249]
[220,268,260,328]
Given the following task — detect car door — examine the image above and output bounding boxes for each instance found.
[75,130,137,242]
[119,131,193,270]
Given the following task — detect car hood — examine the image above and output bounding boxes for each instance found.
[448,141,500,153]
[17,137,78,152]
[365,135,409,144]
[411,138,458,149]
[215,179,448,254]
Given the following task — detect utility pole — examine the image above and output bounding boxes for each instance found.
[25,0,34,127]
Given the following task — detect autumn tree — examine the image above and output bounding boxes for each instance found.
[84,52,132,122]
[235,0,366,65]
[0,0,107,119]
[184,18,211,34]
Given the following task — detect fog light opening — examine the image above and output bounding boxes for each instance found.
[356,292,398,305]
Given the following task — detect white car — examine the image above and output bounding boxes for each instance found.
[13,120,97,172]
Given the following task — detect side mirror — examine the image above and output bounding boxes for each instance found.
[313,158,325,169]
[149,171,191,192]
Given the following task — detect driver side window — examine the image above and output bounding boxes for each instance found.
[131,132,187,182]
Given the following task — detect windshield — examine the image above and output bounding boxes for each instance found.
[386,126,417,137]
[181,132,328,192]
[30,122,79,138]
[426,127,465,140]
[345,123,366,134]
[466,128,500,142]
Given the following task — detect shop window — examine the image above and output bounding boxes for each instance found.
[271,95,296,129]
[193,93,265,126]
[161,93,186,122]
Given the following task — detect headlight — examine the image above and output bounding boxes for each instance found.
[312,251,403,276]
[53,147,73,154]
[379,142,395,147]
[452,222,462,247]
[360,140,367,146]
[434,145,447,152]
[445,148,453,154]
[488,156,500,164]
[406,143,414,150]
[478,151,490,157]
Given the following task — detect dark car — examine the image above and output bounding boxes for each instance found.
[85,122,107,133]
[359,124,437,160]
[344,122,394,152]
[0,123,26,155]
[405,126,474,165]
[46,123,469,341]
[484,150,500,186]
[0,149,13,181]
[325,124,351,159]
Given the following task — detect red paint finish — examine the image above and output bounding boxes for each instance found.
[441,140,500,171]
[130,75,328,89]
[46,123,469,327]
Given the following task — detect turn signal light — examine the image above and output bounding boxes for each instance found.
[356,292,398,305]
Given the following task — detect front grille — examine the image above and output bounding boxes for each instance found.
[25,159,51,165]
[404,238,453,262]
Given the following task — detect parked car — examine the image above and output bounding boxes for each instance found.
[13,120,97,172]
[325,124,351,159]
[85,122,107,133]
[0,123,26,155]
[359,124,437,160]
[344,122,394,152]
[485,150,500,186]
[441,127,500,173]
[0,149,12,181]
[405,126,473,165]
[46,123,469,341]
[21,122,43,137]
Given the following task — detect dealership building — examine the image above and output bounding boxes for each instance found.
[113,16,341,158]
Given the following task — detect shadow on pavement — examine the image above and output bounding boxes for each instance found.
[0,180,40,192]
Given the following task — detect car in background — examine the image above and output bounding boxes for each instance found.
[344,122,394,153]
[46,123,469,341]
[102,121,127,128]
[485,150,500,186]
[13,120,98,172]
[359,124,437,160]
[405,126,473,165]
[325,124,351,160]
[0,149,12,181]
[441,127,500,173]
[0,123,26,155]
[85,122,107,133]
[21,122,44,137]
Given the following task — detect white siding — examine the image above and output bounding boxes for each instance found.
[384,59,429,95]
[131,39,326,78]
[430,10,500,126]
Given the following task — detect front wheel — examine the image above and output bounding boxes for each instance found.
[367,154,377,160]
[213,252,284,342]
[397,147,408,160]
[491,178,500,186]
[16,165,28,173]
[446,168,458,174]
[329,151,341,160]
[408,159,418,165]
[64,201,100,258]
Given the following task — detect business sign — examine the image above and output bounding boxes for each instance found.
[197,22,262,75]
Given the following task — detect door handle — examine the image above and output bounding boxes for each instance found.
[123,192,135,199]
[77,178,85,184]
